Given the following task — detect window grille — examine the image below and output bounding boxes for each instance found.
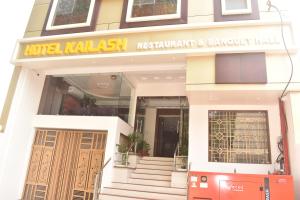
[208,111,271,164]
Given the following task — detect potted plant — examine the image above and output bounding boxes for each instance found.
[136,140,150,157]
[116,143,129,165]
[179,144,188,169]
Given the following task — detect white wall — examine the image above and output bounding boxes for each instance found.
[0,68,45,199]
[284,93,300,200]
[188,103,281,174]
[0,0,34,116]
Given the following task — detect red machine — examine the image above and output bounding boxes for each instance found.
[188,171,294,200]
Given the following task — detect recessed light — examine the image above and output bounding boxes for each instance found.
[96,82,109,89]
[111,75,117,80]
[141,77,148,80]
[153,76,160,80]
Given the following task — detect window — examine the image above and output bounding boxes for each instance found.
[38,74,133,123]
[126,0,181,22]
[221,0,252,15]
[209,111,271,164]
[120,0,187,28]
[213,0,259,22]
[46,0,96,30]
[215,53,267,84]
[42,0,99,35]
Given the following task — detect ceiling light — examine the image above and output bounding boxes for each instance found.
[153,76,160,80]
[111,75,117,80]
[97,82,109,89]
[141,77,148,80]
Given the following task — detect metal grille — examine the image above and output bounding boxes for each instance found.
[208,111,271,164]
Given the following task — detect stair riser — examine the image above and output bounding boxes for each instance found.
[142,157,173,162]
[139,159,173,166]
[128,178,171,187]
[131,173,171,181]
[99,194,133,200]
[102,188,186,200]
[110,183,187,195]
[134,168,172,175]
[137,164,173,170]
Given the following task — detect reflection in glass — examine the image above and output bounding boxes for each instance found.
[38,73,132,123]
[225,0,248,10]
[53,0,92,26]
[132,0,178,18]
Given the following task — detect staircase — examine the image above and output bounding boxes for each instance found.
[99,157,187,200]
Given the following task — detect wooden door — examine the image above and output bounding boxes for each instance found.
[22,129,107,200]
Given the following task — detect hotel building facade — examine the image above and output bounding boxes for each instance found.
[0,0,299,199]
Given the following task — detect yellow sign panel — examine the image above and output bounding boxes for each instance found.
[24,38,128,57]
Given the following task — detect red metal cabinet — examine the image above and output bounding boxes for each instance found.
[188,171,294,200]
[220,180,263,200]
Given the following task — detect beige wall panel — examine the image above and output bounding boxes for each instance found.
[34,0,51,5]
[24,31,42,38]
[188,15,214,23]
[95,24,109,31]
[186,56,215,85]
[25,4,48,33]
[258,0,289,12]
[188,0,213,16]
[266,54,300,83]
[109,23,121,30]
[259,10,289,21]
[96,0,123,25]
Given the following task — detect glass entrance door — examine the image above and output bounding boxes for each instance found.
[155,109,180,157]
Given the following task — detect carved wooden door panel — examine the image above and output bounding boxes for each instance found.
[22,129,107,200]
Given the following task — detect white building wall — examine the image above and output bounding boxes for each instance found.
[0,68,45,199]
[188,103,281,174]
[284,92,300,200]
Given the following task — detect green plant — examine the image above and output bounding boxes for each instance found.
[127,132,141,152]
[116,144,129,165]
[179,144,188,156]
[136,140,150,156]
[117,143,129,153]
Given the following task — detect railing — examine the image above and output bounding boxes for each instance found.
[187,162,192,200]
[93,157,112,200]
[173,142,180,170]
[173,142,188,171]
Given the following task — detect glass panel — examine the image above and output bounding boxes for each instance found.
[225,0,248,10]
[37,74,132,123]
[208,111,270,164]
[53,0,92,26]
[131,0,178,17]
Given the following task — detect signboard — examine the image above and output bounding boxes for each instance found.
[15,23,293,60]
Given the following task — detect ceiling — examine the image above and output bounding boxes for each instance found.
[63,73,131,98]
[124,70,186,86]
